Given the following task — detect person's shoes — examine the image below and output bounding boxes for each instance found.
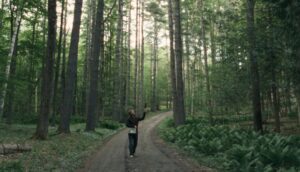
[130,155,134,158]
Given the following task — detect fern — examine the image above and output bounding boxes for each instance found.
[160,117,300,171]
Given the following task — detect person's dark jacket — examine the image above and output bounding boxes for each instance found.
[126,112,146,133]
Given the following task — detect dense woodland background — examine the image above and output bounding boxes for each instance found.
[0,0,300,137]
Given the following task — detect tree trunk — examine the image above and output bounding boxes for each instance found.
[134,0,140,111]
[3,31,19,124]
[0,1,4,30]
[0,7,23,118]
[138,0,145,116]
[296,94,300,126]
[1,0,3,11]
[58,0,83,133]
[295,39,300,126]
[246,0,263,132]
[82,0,94,117]
[184,17,191,115]
[199,0,212,123]
[60,1,68,110]
[151,20,158,112]
[86,0,104,131]
[168,0,178,122]
[35,0,57,139]
[9,1,13,39]
[97,6,105,120]
[51,0,66,126]
[268,8,280,132]
[3,7,23,124]
[210,15,216,65]
[125,0,132,110]
[113,0,123,121]
[119,24,126,121]
[27,15,38,115]
[35,0,47,115]
[272,80,280,127]
[286,77,292,114]
[173,0,186,125]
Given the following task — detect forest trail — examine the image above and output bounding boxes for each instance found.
[78,111,213,172]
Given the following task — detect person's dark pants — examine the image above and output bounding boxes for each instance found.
[128,133,138,155]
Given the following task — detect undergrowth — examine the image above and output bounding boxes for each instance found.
[159,117,300,172]
[0,122,124,172]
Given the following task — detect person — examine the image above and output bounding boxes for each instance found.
[126,108,146,158]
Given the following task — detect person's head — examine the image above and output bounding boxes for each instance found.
[128,108,135,117]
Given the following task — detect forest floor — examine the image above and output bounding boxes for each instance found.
[0,123,123,171]
[78,111,214,172]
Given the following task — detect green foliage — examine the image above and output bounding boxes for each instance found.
[160,117,300,171]
[146,1,166,22]
[13,113,38,124]
[287,111,298,118]
[211,115,252,125]
[98,120,123,130]
[70,116,86,124]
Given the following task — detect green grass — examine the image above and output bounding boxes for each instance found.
[0,122,124,172]
[159,116,300,172]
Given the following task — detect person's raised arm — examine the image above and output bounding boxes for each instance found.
[138,111,146,121]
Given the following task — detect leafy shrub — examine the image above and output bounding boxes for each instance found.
[98,120,123,130]
[287,111,298,118]
[70,116,86,124]
[160,117,300,171]
[14,113,38,124]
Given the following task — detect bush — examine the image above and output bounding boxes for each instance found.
[287,111,298,118]
[98,120,123,130]
[70,116,86,124]
[160,117,300,171]
[14,113,38,124]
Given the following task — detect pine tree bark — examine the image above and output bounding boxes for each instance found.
[125,0,132,110]
[246,0,263,132]
[268,8,280,132]
[168,0,178,121]
[60,1,68,109]
[296,93,300,126]
[151,20,158,112]
[210,15,216,65]
[58,0,83,133]
[138,0,145,116]
[27,15,38,115]
[173,0,186,125]
[51,0,66,125]
[82,0,94,117]
[184,14,191,115]
[134,0,140,111]
[35,0,57,139]
[199,0,212,123]
[113,0,123,121]
[97,6,105,120]
[86,0,104,131]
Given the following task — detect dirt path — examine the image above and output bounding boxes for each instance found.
[78,111,213,172]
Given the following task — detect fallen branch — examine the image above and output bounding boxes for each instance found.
[0,144,32,155]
